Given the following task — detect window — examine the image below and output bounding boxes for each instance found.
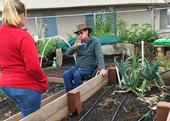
[85,10,116,35]
[167,9,170,27]
[85,12,94,29]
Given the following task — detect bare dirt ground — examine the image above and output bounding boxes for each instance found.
[62,85,170,121]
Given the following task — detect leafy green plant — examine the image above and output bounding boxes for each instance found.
[115,57,142,95]
[141,58,164,86]
[116,20,158,43]
[0,92,6,101]
[94,9,116,36]
[156,55,170,71]
[128,24,142,43]
[115,56,164,97]
[37,37,62,57]
[36,40,46,55]
[116,19,129,41]
[140,23,158,43]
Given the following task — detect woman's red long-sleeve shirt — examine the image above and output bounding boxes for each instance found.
[0,24,48,93]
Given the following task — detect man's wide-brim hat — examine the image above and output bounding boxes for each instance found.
[74,24,92,34]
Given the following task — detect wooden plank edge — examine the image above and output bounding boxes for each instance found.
[44,74,108,121]
[4,90,65,121]
[42,89,65,106]
[20,94,68,121]
[45,75,107,121]
[48,77,64,83]
[166,110,170,121]
[7,74,108,121]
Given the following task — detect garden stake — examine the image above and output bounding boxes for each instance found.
[108,67,118,85]
[152,115,156,121]
[68,90,82,115]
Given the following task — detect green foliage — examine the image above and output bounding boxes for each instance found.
[140,23,158,43]
[116,19,158,43]
[128,24,141,43]
[36,37,63,57]
[115,56,164,97]
[94,15,113,36]
[36,40,46,55]
[94,9,116,36]
[0,92,6,101]
[156,55,170,71]
[116,19,129,41]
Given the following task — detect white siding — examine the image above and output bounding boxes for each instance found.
[0,0,166,11]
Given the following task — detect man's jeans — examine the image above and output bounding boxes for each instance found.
[0,87,42,117]
[63,65,95,92]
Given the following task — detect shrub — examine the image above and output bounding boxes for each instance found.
[116,19,158,43]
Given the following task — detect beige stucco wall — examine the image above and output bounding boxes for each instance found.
[0,2,168,38]
[24,12,43,35]
[0,0,166,11]
[21,0,166,10]
[24,9,87,38]
[57,16,85,38]
[21,7,164,38]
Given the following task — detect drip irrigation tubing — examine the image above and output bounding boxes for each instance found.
[111,93,128,121]
[137,89,170,121]
[152,115,156,121]
[78,85,114,121]
[0,99,8,108]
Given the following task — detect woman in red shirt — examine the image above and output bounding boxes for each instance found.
[0,0,48,117]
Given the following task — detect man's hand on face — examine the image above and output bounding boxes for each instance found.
[74,35,83,48]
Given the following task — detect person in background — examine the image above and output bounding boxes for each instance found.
[0,0,48,117]
[63,23,107,92]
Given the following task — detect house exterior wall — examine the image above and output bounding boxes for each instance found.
[18,0,167,10]
[0,0,165,11]
[21,5,165,38]
[0,1,168,38]
[24,9,88,38]
[160,9,168,29]
[21,7,161,37]
[117,9,161,31]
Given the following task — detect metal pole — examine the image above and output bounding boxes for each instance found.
[35,17,39,35]
[93,13,96,33]
[151,8,155,31]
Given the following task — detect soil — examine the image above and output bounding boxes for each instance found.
[62,85,170,121]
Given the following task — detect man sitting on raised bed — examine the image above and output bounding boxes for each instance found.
[63,24,107,92]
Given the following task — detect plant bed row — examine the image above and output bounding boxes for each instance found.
[62,85,170,121]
